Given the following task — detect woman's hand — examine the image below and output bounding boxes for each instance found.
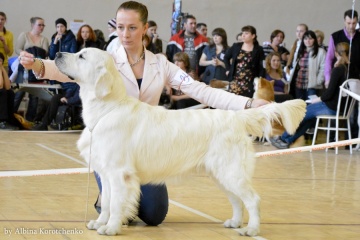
[54,33,62,44]
[152,33,159,43]
[311,97,321,104]
[18,51,36,70]
[251,99,270,108]
[0,35,5,44]
[60,97,68,103]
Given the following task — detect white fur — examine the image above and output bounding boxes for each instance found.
[54,48,306,237]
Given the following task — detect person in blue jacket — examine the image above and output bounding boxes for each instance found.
[48,18,77,60]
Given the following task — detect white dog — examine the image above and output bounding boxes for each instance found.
[54,48,306,237]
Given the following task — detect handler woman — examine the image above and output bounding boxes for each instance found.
[19,0,268,227]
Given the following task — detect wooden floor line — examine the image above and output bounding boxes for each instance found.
[9,130,82,133]
[169,200,267,240]
[254,177,360,182]
[36,143,86,167]
[1,219,359,226]
[0,220,84,222]
[0,168,91,178]
[256,138,360,157]
[169,199,223,223]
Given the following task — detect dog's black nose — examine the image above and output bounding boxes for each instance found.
[56,52,62,59]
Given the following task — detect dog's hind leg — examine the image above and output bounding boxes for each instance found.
[97,169,140,236]
[214,174,260,236]
[233,185,260,237]
[223,191,244,228]
[213,181,244,228]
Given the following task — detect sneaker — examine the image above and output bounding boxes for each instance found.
[306,128,314,134]
[0,121,19,131]
[32,123,48,131]
[269,136,289,149]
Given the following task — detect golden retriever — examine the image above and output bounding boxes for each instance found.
[54,48,306,237]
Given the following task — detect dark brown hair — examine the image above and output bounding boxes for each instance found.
[76,24,97,43]
[241,25,259,46]
[0,12,7,34]
[118,1,148,25]
[173,52,190,72]
[297,30,319,59]
[344,9,358,19]
[210,27,228,49]
[147,20,157,28]
[270,29,285,43]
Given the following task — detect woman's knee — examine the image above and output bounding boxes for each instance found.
[138,184,169,226]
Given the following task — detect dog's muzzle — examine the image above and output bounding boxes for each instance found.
[55,52,75,80]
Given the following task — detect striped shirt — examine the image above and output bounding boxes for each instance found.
[296,51,309,89]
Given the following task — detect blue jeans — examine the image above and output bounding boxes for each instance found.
[281,101,336,144]
[295,88,317,101]
[94,172,168,226]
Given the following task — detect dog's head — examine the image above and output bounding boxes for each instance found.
[253,77,275,102]
[55,48,120,99]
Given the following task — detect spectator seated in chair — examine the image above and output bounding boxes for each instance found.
[270,42,357,149]
[0,53,21,130]
[264,52,293,103]
[32,82,81,131]
[170,52,201,109]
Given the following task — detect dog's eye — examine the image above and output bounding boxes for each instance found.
[79,54,85,59]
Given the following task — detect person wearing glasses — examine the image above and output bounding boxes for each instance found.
[14,17,50,122]
[15,17,49,56]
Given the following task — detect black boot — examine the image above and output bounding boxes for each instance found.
[32,122,48,131]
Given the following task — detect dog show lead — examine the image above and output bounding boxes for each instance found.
[19,0,269,231]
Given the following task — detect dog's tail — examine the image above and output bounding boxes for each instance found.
[242,99,307,138]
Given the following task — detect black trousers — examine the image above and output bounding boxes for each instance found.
[41,94,64,125]
[173,98,201,109]
[0,89,21,127]
[14,91,39,122]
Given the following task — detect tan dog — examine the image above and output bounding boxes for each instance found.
[253,77,285,137]
[209,79,230,89]
[253,77,275,102]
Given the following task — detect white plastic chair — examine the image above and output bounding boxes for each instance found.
[311,79,360,154]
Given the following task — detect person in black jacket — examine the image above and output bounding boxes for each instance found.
[224,25,264,98]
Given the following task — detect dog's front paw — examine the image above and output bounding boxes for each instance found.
[224,218,241,228]
[87,220,105,230]
[235,226,260,237]
[97,224,121,236]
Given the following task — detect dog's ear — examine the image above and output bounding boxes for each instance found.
[95,68,113,99]
[259,78,264,87]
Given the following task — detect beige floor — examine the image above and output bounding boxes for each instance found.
[0,131,359,240]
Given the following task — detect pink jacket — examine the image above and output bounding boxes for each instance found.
[42,45,249,110]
